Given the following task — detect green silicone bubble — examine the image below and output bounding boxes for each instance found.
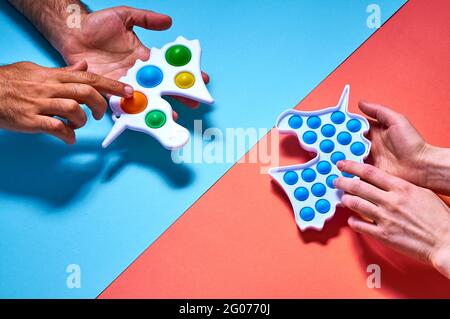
[145,110,166,129]
[165,45,192,67]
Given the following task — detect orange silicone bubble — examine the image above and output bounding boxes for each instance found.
[120,91,148,114]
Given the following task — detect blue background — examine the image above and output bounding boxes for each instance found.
[0,0,405,298]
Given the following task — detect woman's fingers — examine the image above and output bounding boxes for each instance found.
[358,100,402,127]
[337,160,398,191]
[334,175,387,205]
[348,215,380,238]
[341,194,381,222]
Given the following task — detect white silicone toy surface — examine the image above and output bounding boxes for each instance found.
[269,85,371,231]
[102,36,214,150]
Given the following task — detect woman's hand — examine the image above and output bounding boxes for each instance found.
[334,160,450,279]
[359,100,430,188]
[0,61,132,144]
[360,100,450,195]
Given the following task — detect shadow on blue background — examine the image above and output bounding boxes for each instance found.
[0,128,196,208]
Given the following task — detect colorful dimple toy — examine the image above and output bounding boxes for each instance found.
[102,36,214,149]
[269,85,371,231]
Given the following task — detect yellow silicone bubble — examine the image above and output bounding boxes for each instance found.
[175,72,195,89]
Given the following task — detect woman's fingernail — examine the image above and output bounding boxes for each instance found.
[347,216,355,226]
[125,85,134,96]
[333,177,340,187]
[337,161,346,170]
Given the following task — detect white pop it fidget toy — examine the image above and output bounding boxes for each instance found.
[102,36,214,149]
[269,85,371,231]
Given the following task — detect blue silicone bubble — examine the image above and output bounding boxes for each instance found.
[331,151,346,164]
[300,207,315,222]
[321,124,336,137]
[294,187,309,201]
[301,168,317,183]
[307,116,321,129]
[311,183,326,197]
[331,111,346,124]
[288,115,303,129]
[303,131,317,144]
[269,85,372,231]
[347,119,362,132]
[315,199,331,214]
[350,142,366,156]
[337,132,352,145]
[136,65,164,88]
[284,171,299,185]
[319,139,335,153]
[317,161,332,175]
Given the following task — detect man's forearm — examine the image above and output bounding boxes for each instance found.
[423,146,450,196]
[8,0,88,52]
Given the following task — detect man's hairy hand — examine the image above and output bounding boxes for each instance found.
[0,61,133,144]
